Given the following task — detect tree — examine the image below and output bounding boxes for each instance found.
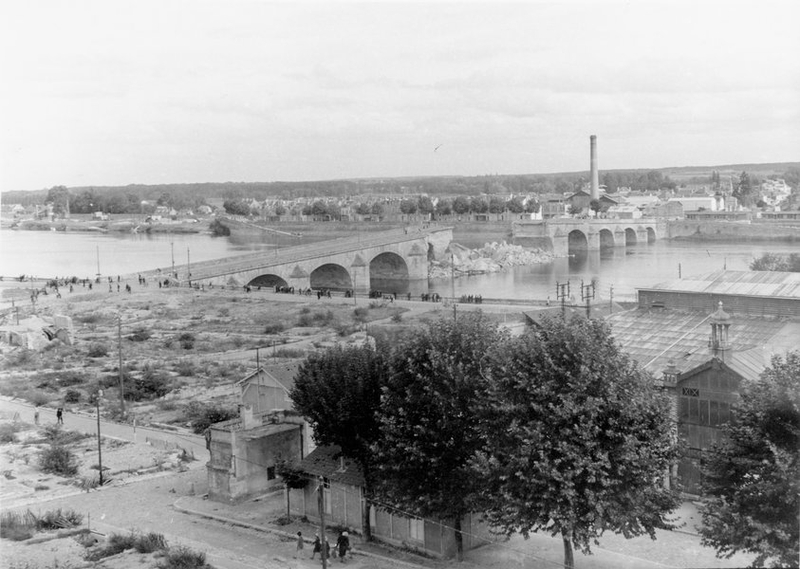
[399,199,417,215]
[223,199,250,216]
[568,204,583,216]
[505,196,525,213]
[274,204,287,216]
[700,352,800,568]
[469,196,488,214]
[488,196,506,214]
[475,315,681,569]
[45,186,70,217]
[370,202,384,216]
[589,199,602,216]
[290,344,388,540]
[452,196,470,215]
[373,313,501,559]
[354,203,371,215]
[435,198,452,216]
[734,171,756,207]
[417,196,434,216]
[524,199,541,214]
[750,253,800,272]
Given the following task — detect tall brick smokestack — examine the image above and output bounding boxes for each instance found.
[590,135,600,200]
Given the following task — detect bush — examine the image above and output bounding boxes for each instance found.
[36,370,84,390]
[352,307,369,323]
[27,390,51,407]
[64,389,81,403]
[85,532,138,560]
[39,445,79,477]
[177,333,195,350]
[129,327,152,342]
[157,545,211,569]
[391,312,403,323]
[0,424,21,444]
[36,508,83,529]
[273,348,305,359]
[264,322,284,334]
[87,343,109,357]
[76,313,102,324]
[7,349,35,368]
[134,532,168,553]
[175,359,196,377]
[0,511,35,541]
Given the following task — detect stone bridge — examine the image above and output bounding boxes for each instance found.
[512,218,666,255]
[147,226,453,293]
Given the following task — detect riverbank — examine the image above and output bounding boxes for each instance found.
[3,217,209,234]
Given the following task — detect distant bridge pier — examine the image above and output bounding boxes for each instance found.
[513,219,664,256]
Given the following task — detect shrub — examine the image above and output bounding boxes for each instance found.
[64,389,81,403]
[352,307,369,323]
[85,532,138,560]
[0,424,20,444]
[391,312,403,323]
[27,390,51,407]
[129,327,152,342]
[177,333,195,350]
[36,370,84,390]
[0,511,35,541]
[175,359,196,377]
[7,349,35,368]
[87,343,109,357]
[134,532,168,553]
[157,545,210,569]
[39,425,90,446]
[264,322,284,334]
[36,508,83,529]
[39,445,79,477]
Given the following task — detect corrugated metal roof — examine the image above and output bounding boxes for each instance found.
[607,308,791,376]
[640,270,800,299]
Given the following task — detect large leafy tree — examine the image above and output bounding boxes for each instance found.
[700,352,800,568]
[290,344,388,540]
[475,315,681,569]
[373,313,501,559]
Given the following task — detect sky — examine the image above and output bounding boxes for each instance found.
[1,0,798,191]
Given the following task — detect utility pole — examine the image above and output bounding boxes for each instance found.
[318,476,328,569]
[118,315,125,417]
[96,246,101,277]
[451,252,457,321]
[353,273,357,306]
[581,279,596,318]
[556,280,570,316]
[96,388,104,486]
[171,242,175,278]
[187,248,191,287]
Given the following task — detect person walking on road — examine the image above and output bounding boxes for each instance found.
[56,407,63,424]
[294,531,304,558]
[34,406,40,425]
[311,533,321,559]
[336,531,350,563]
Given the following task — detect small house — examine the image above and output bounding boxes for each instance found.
[291,445,493,559]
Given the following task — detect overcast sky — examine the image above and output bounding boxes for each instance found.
[1,1,798,191]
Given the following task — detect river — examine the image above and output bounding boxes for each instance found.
[1,228,796,303]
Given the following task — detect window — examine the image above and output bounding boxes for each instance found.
[323,477,331,515]
[681,387,700,397]
[409,518,424,543]
[267,466,276,480]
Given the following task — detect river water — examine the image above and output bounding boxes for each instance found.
[1,229,796,303]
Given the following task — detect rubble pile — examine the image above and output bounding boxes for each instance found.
[429,241,554,279]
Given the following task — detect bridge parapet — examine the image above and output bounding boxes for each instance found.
[512,218,662,255]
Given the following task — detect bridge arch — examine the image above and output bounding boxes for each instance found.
[624,227,638,245]
[598,228,615,249]
[247,274,288,289]
[646,226,656,243]
[310,263,352,291]
[369,252,409,281]
[568,230,589,254]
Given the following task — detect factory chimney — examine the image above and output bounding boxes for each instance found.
[590,135,600,200]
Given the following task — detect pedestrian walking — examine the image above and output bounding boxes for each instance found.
[336,531,350,563]
[294,531,304,558]
[56,407,63,424]
[34,406,40,425]
[311,533,321,559]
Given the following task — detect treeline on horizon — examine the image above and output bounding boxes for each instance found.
[5,162,799,214]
